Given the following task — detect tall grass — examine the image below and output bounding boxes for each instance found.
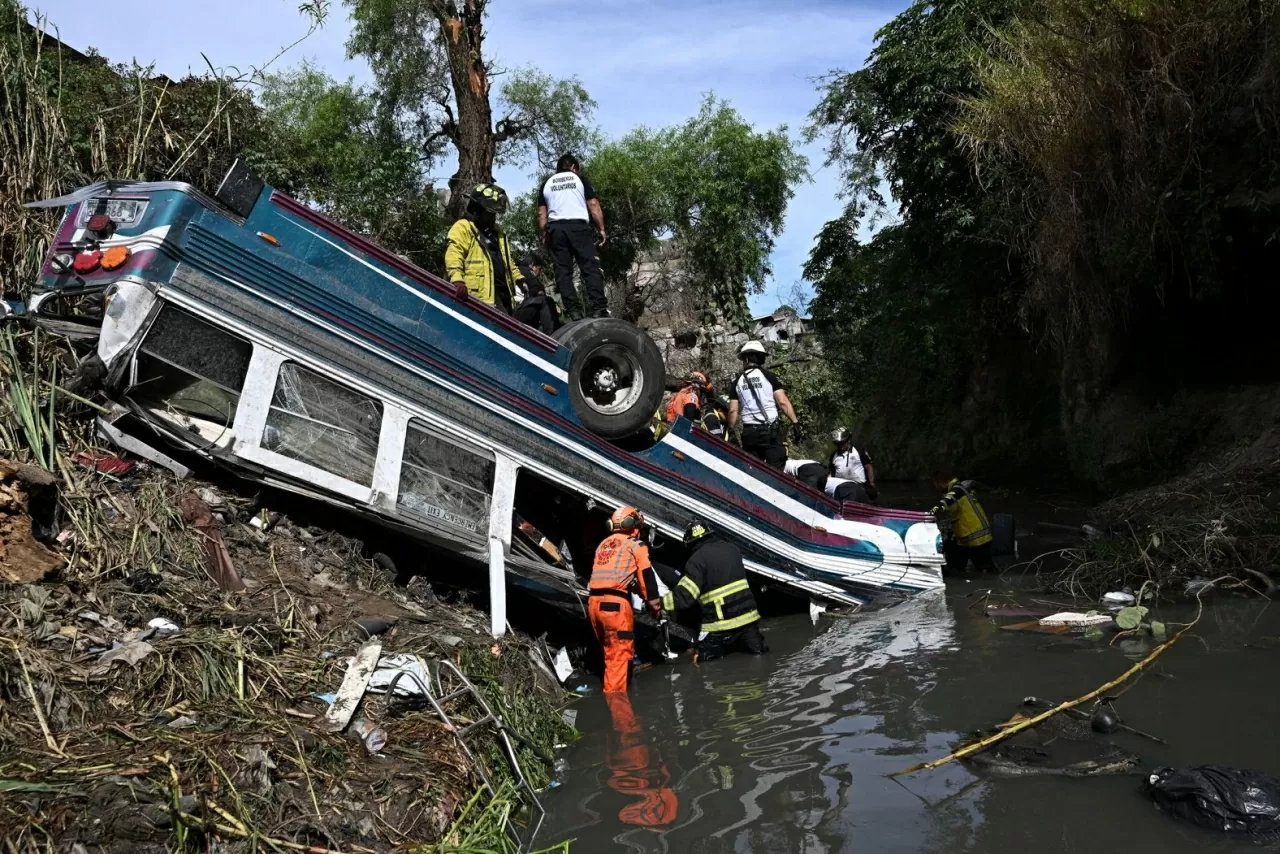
[0,7,266,298]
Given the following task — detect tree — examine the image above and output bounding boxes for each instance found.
[249,62,447,271]
[803,0,1041,478]
[583,97,807,322]
[344,0,597,216]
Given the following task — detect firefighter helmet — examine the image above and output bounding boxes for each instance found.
[466,182,509,215]
[682,519,712,545]
[609,505,646,533]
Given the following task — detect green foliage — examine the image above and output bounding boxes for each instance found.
[1115,606,1148,630]
[1,0,269,294]
[588,96,807,320]
[250,61,447,271]
[803,0,1049,479]
[497,67,601,173]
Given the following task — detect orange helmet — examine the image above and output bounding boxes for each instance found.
[685,371,709,389]
[609,505,645,533]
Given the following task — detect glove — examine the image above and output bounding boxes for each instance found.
[865,484,880,502]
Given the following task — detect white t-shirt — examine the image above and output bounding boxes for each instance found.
[540,171,597,222]
[784,458,820,476]
[831,447,870,483]
[824,476,855,497]
[734,368,784,425]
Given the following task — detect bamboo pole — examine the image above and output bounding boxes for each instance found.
[890,578,1226,777]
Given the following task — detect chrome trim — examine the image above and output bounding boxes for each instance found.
[25,179,242,224]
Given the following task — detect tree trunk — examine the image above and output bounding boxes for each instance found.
[434,0,494,220]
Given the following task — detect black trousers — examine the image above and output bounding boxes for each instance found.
[547,221,607,316]
[696,622,768,662]
[794,462,827,490]
[943,540,995,575]
[741,424,785,468]
[831,481,871,503]
[515,295,559,334]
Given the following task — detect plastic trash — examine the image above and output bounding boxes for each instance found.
[147,617,180,636]
[1038,612,1113,628]
[1145,766,1280,834]
[1103,590,1136,607]
[809,600,826,624]
[552,647,573,683]
[351,719,388,754]
[366,654,431,696]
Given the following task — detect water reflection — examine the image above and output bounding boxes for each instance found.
[544,593,963,851]
[604,691,679,830]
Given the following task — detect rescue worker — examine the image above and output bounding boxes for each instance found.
[444,183,525,315]
[784,457,828,491]
[604,689,678,827]
[702,391,730,439]
[727,341,798,468]
[538,153,609,320]
[650,520,767,662]
[513,253,559,334]
[830,428,878,502]
[590,505,661,692]
[931,472,995,574]
[665,371,711,425]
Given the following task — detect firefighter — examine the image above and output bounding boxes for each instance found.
[650,520,767,663]
[538,153,609,320]
[728,341,798,468]
[590,505,661,692]
[444,183,525,315]
[931,472,996,574]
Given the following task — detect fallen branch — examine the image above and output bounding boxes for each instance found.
[891,577,1228,777]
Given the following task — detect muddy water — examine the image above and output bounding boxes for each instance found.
[537,491,1280,852]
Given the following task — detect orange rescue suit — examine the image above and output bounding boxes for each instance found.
[589,532,658,693]
[665,386,702,424]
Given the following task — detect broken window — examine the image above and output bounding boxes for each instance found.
[132,304,250,432]
[398,421,493,536]
[261,363,382,486]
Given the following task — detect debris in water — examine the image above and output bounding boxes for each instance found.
[1146,766,1280,835]
[1102,590,1136,607]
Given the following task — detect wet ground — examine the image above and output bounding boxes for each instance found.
[536,488,1280,852]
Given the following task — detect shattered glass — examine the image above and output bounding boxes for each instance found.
[398,421,493,535]
[262,363,382,486]
[132,306,250,428]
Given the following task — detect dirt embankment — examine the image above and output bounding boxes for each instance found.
[0,460,575,853]
[1041,427,1280,598]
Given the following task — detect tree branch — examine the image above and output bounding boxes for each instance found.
[493,116,531,143]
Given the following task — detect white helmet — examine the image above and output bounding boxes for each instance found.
[831,428,850,443]
[738,340,767,358]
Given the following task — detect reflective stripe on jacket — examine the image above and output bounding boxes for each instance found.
[444,218,522,308]
[591,533,658,599]
[661,538,760,633]
[665,387,702,424]
[937,479,993,547]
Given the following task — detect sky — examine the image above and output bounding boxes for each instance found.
[26,0,903,315]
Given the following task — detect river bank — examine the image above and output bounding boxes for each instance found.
[0,431,576,850]
[1039,426,1280,599]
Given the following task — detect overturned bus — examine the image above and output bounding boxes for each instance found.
[9,163,944,634]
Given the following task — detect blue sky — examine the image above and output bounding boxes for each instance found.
[28,0,902,314]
